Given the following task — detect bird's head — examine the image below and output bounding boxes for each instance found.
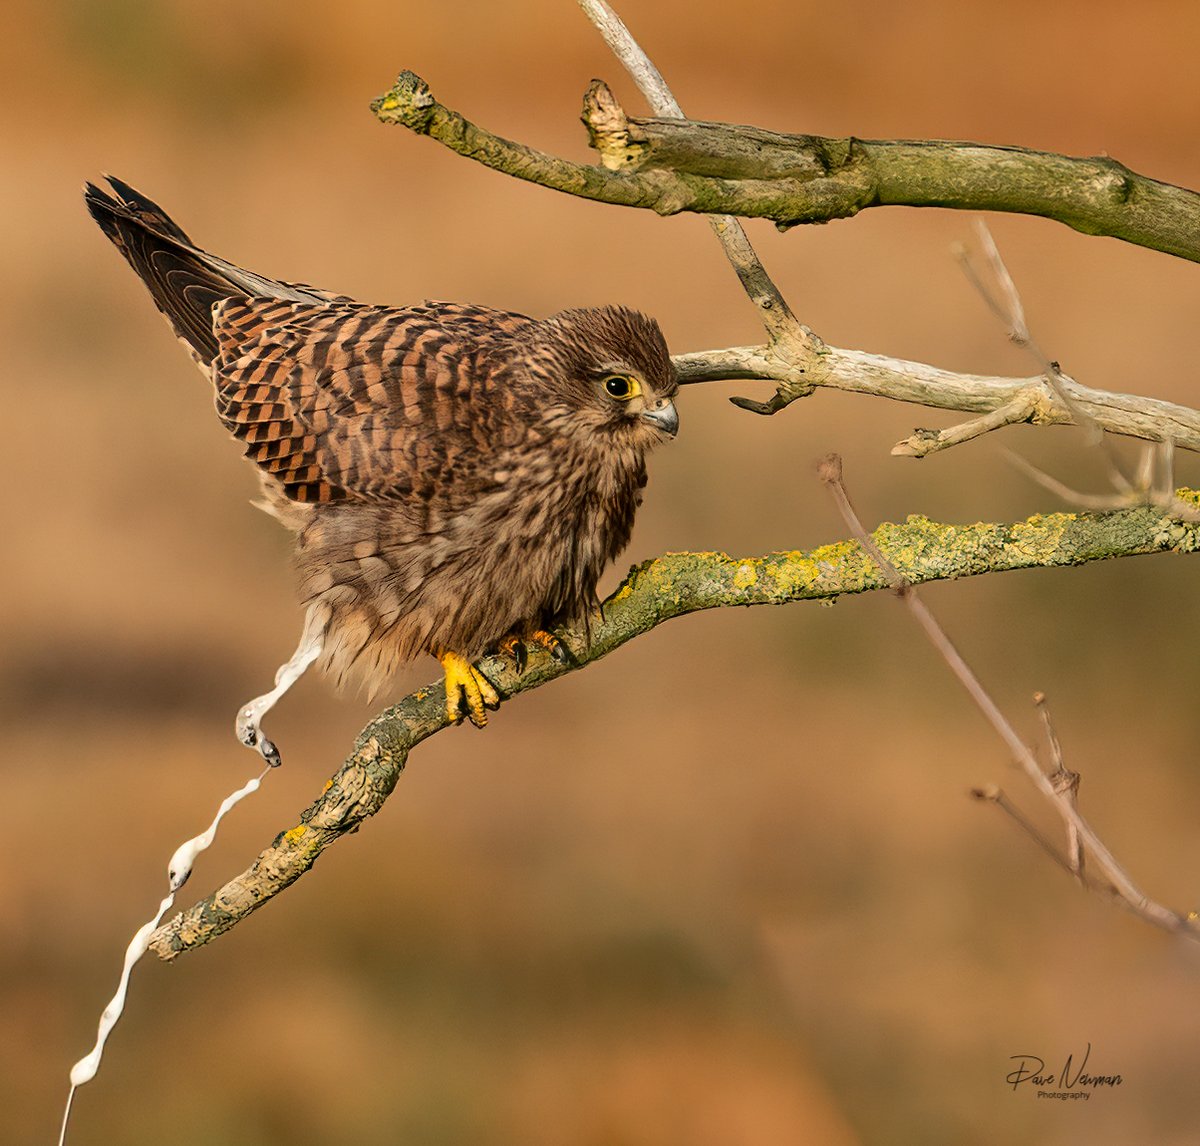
[534,306,679,444]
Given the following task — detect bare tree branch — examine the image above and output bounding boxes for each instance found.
[674,342,1200,453]
[891,392,1042,458]
[150,495,1200,959]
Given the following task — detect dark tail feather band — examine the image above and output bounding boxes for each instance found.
[85,177,321,363]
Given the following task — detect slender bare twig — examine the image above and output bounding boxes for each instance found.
[970,785,1093,882]
[959,222,1102,444]
[818,453,1199,941]
[956,219,1156,514]
[891,392,1041,458]
[1002,448,1200,522]
[955,223,1200,523]
[575,0,802,345]
[1035,693,1084,879]
[1001,449,1147,510]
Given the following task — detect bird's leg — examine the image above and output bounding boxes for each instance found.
[440,651,500,728]
[235,606,327,766]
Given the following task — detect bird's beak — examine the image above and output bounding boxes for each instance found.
[641,398,679,438]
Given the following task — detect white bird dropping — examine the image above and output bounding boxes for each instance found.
[58,768,270,1146]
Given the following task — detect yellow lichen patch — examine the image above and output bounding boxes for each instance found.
[733,562,758,590]
[801,539,874,590]
[283,824,308,844]
[1008,512,1075,558]
[763,546,843,598]
[322,779,334,794]
[611,582,633,603]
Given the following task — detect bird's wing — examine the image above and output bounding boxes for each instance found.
[212,297,534,504]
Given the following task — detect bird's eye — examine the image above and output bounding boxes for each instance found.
[603,374,641,401]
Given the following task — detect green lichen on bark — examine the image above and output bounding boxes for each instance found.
[149,493,1199,960]
[371,71,1200,263]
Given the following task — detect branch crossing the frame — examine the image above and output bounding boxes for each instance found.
[151,495,1200,958]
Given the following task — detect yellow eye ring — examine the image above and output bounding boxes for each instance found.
[603,374,641,401]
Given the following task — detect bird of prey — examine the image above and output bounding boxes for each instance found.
[85,177,679,763]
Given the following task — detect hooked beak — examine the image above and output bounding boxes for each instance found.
[640,398,679,438]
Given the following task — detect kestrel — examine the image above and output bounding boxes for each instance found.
[85,177,678,763]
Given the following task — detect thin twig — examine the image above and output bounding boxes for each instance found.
[970,785,1089,881]
[891,392,1041,458]
[955,220,1179,511]
[1002,448,1200,522]
[1035,693,1084,879]
[1001,449,1145,510]
[959,222,1103,446]
[576,0,802,344]
[958,223,1200,518]
[818,453,1198,942]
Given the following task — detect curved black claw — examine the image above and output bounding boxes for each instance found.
[511,639,528,674]
[530,629,571,665]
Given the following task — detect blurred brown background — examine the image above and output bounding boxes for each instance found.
[5,2,1200,1143]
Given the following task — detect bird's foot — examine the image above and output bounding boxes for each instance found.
[530,629,571,665]
[499,629,570,675]
[441,652,500,727]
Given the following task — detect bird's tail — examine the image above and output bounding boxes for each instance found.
[84,176,323,364]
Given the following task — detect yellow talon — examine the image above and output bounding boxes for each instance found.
[440,651,500,727]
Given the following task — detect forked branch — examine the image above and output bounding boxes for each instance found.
[372,70,1200,451]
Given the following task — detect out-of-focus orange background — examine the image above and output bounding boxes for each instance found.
[6,2,1200,1142]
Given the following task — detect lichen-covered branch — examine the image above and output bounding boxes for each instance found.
[149,494,1200,959]
[371,71,1200,264]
